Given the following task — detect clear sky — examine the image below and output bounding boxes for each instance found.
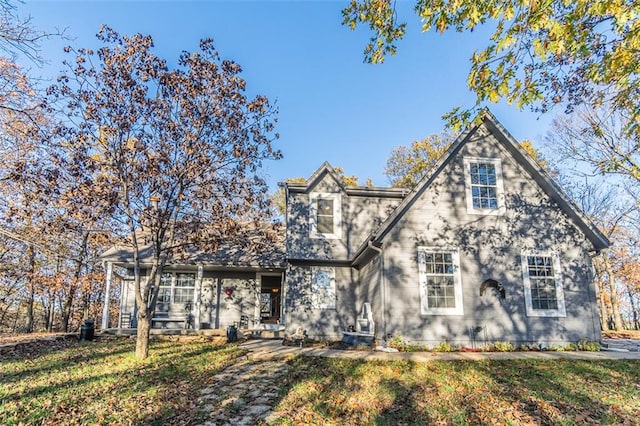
[19,0,553,191]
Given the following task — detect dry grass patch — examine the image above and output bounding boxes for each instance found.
[0,337,243,425]
[602,330,640,340]
[271,357,640,425]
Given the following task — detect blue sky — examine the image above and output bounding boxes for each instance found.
[20,0,553,190]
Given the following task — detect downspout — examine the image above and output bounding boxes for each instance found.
[281,182,291,327]
[367,240,386,342]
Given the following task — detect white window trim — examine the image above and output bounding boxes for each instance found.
[418,247,464,316]
[463,156,506,216]
[521,252,566,317]
[311,266,336,310]
[157,272,196,305]
[309,192,342,239]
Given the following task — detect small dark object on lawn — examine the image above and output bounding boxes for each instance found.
[226,324,238,343]
[79,319,95,342]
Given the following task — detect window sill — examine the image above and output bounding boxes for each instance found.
[421,309,464,316]
[466,207,505,216]
[525,309,566,318]
[310,233,341,240]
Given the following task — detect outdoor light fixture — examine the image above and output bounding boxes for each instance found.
[150,195,160,209]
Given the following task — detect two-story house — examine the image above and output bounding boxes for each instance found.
[103,110,608,346]
[282,110,608,346]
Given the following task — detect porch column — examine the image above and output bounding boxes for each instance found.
[280,271,286,325]
[101,261,113,330]
[194,265,203,330]
[254,274,261,326]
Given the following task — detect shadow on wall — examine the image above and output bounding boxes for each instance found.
[382,164,598,344]
[285,180,401,338]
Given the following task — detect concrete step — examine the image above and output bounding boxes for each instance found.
[245,329,284,339]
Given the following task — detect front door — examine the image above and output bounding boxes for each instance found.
[259,274,282,324]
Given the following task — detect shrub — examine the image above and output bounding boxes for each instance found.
[492,341,515,352]
[387,335,424,352]
[574,340,600,351]
[433,340,455,352]
[387,335,405,351]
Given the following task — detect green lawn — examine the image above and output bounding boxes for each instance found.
[1,337,639,425]
[0,337,243,425]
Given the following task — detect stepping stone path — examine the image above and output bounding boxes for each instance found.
[197,357,290,425]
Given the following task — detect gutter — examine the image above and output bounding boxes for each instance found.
[352,234,379,268]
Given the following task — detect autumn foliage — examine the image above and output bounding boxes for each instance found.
[45,26,281,358]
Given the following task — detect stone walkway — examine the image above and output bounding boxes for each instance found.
[196,348,294,426]
[195,338,640,425]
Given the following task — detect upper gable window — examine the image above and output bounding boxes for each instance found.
[521,253,566,317]
[463,157,505,216]
[316,198,334,234]
[310,193,341,239]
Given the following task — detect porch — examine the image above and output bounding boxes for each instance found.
[102,323,286,340]
[109,267,286,334]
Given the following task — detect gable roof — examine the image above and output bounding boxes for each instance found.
[353,109,610,265]
[285,161,407,198]
[301,161,347,192]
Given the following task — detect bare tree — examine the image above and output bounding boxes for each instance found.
[546,105,640,331]
[0,0,63,62]
[546,105,639,186]
[47,26,281,358]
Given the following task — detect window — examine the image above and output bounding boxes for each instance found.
[470,162,497,208]
[159,273,172,303]
[311,267,336,309]
[418,248,463,315]
[156,272,195,305]
[174,273,195,303]
[463,157,505,215]
[522,253,566,317]
[310,193,341,239]
[316,198,334,234]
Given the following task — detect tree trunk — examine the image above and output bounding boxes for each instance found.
[593,261,611,331]
[24,244,36,333]
[43,290,56,332]
[133,258,164,360]
[43,302,51,332]
[61,292,73,332]
[135,313,152,359]
[626,284,639,331]
[63,233,89,332]
[602,251,625,331]
[25,286,34,333]
[47,308,54,332]
[598,280,610,331]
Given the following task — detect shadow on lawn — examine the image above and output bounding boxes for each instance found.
[0,339,133,385]
[472,360,640,423]
[1,339,242,425]
[269,357,640,425]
